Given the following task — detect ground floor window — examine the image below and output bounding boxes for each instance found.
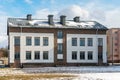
[34,51,40,60]
[72,51,77,60]
[43,51,48,60]
[26,51,31,60]
[88,51,93,60]
[80,51,85,60]
[15,52,20,60]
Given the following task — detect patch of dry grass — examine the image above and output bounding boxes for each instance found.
[0,74,75,80]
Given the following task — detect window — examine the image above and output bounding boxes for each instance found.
[88,51,93,60]
[72,51,77,60]
[34,51,40,59]
[80,51,85,60]
[43,51,48,59]
[26,37,32,46]
[43,37,48,46]
[14,37,20,46]
[15,52,20,60]
[34,37,40,46]
[57,43,63,54]
[98,38,103,46]
[72,38,77,46]
[57,31,63,38]
[80,38,85,46]
[26,51,31,60]
[88,38,93,46]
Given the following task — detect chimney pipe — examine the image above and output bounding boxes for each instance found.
[60,15,66,25]
[27,14,32,20]
[48,15,54,25]
[74,16,80,22]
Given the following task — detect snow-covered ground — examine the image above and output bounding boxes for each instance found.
[0,66,120,80]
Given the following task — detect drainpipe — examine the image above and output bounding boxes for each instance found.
[96,28,98,65]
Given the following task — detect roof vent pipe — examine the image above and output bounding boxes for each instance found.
[74,16,80,22]
[27,14,32,20]
[48,15,54,25]
[60,15,66,25]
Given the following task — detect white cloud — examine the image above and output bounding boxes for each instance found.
[57,5,89,20]
[25,0,33,4]
[33,9,57,19]
[105,8,120,28]
[0,11,8,48]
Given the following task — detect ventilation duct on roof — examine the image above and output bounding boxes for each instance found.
[48,15,54,25]
[60,15,66,25]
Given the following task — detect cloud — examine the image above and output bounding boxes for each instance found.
[0,11,8,48]
[57,5,89,20]
[24,0,33,4]
[105,8,120,28]
[33,9,58,19]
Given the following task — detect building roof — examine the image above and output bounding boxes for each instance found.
[7,18,108,30]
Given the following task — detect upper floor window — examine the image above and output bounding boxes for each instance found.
[80,51,85,60]
[72,51,77,60]
[98,38,103,46]
[43,37,48,46]
[14,52,20,60]
[57,43,63,54]
[88,38,93,46]
[34,37,40,46]
[88,51,93,60]
[43,51,48,60]
[34,51,40,59]
[57,31,63,39]
[26,37,32,46]
[72,38,77,46]
[14,37,20,46]
[26,51,31,60]
[80,38,85,46]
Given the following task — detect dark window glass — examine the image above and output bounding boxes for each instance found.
[88,38,93,46]
[14,37,20,46]
[34,37,40,46]
[57,43,63,54]
[57,31,63,38]
[88,51,93,60]
[15,52,20,60]
[72,51,77,60]
[43,51,48,59]
[72,38,77,46]
[43,37,48,46]
[26,37,32,46]
[26,51,31,60]
[80,51,85,60]
[80,38,85,46]
[34,51,40,59]
[98,38,103,46]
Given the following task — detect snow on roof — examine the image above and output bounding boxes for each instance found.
[7,18,107,29]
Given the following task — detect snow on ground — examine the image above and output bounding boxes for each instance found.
[0,66,120,80]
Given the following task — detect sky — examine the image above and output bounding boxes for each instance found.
[0,0,120,47]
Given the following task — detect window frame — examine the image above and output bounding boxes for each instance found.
[43,51,48,60]
[80,38,85,46]
[26,51,31,60]
[72,38,77,46]
[14,37,20,46]
[26,37,32,46]
[43,37,49,46]
[80,51,85,60]
[34,37,40,46]
[57,31,63,39]
[72,51,77,60]
[87,38,93,46]
[34,51,40,60]
[88,51,93,60]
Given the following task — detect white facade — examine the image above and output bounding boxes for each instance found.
[67,34,107,63]
[9,32,54,63]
